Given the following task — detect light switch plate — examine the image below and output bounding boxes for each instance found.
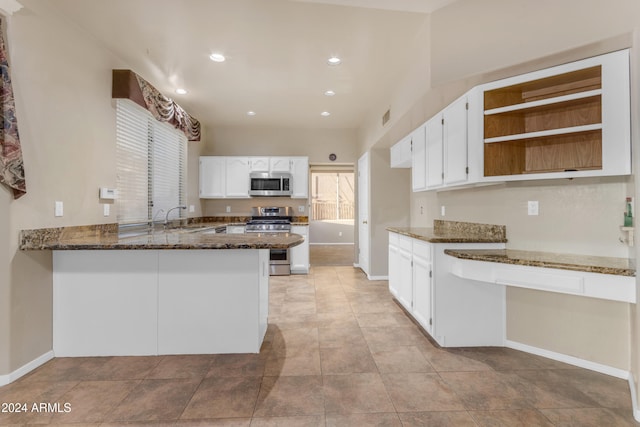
[298,205,305,213]
[528,201,539,216]
[189,205,195,213]
[226,206,231,213]
[103,204,110,217]
[55,201,63,217]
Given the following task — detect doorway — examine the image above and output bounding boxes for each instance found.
[308,167,355,266]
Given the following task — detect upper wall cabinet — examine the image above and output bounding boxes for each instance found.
[390,134,412,168]
[199,156,308,199]
[481,49,631,181]
[411,124,427,191]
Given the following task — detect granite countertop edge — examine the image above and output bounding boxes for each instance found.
[444,249,635,277]
[20,221,305,251]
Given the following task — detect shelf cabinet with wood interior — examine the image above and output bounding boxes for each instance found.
[481,49,630,181]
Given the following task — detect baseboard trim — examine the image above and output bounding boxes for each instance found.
[628,374,640,422]
[367,275,389,281]
[0,351,54,386]
[505,340,629,379]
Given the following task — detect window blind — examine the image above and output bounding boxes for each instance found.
[116,99,186,225]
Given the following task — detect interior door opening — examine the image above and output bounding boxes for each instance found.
[308,167,355,266]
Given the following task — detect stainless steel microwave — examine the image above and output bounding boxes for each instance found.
[249,172,292,197]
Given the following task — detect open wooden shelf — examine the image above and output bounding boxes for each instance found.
[483,64,604,177]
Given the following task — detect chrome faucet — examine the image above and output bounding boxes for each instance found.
[164,205,187,228]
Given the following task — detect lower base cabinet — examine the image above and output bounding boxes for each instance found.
[388,231,505,347]
[290,225,309,274]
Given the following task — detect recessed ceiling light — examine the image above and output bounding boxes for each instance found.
[175,88,187,95]
[321,111,331,117]
[210,53,226,62]
[327,56,341,66]
[324,90,336,96]
[247,111,256,116]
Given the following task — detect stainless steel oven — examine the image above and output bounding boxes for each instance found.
[245,207,293,276]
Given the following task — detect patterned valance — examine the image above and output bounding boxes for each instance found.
[0,17,25,198]
[112,69,201,142]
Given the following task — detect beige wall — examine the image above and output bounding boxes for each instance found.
[357,0,640,373]
[0,1,125,374]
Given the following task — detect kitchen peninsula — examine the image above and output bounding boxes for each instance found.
[20,223,304,357]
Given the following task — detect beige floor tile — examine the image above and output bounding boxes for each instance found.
[470,408,555,426]
[371,346,434,373]
[181,376,262,419]
[146,355,215,379]
[540,407,640,426]
[265,351,322,376]
[323,373,395,414]
[253,376,324,417]
[319,345,378,374]
[49,380,139,424]
[360,326,427,351]
[19,357,110,383]
[318,327,368,349]
[107,379,200,422]
[325,412,402,427]
[86,356,163,381]
[250,415,325,426]
[382,372,466,412]
[207,353,268,378]
[398,411,478,427]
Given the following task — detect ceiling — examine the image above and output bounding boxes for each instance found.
[30,0,456,131]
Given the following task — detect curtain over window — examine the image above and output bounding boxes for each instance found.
[0,17,25,198]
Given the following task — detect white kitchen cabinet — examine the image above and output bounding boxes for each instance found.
[290,156,309,198]
[425,114,443,188]
[53,249,270,356]
[396,236,414,310]
[411,239,432,335]
[290,225,309,274]
[411,125,427,192]
[200,156,308,199]
[390,134,412,168]
[481,49,630,181]
[443,95,470,186]
[270,157,292,172]
[225,157,250,198]
[199,156,226,198]
[424,91,476,189]
[249,157,270,172]
[388,232,400,298]
[388,231,506,347]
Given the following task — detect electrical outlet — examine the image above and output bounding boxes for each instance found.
[298,205,305,213]
[441,206,446,216]
[226,206,231,213]
[189,205,195,213]
[103,203,110,217]
[528,201,539,216]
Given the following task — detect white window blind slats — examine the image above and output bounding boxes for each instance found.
[116,100,151,224]
[152,120,186,221]
[116,99,187,226]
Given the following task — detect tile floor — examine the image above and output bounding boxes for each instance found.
[309,245,354,266]
[0,266,637,426]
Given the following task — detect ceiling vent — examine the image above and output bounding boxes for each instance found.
[382,109,391,126]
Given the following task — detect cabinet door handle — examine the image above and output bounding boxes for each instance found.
[363,220,368,224]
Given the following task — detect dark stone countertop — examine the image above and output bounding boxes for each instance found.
[19,222,304,251]
[387,220,507,243]
[444,248,635,277]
